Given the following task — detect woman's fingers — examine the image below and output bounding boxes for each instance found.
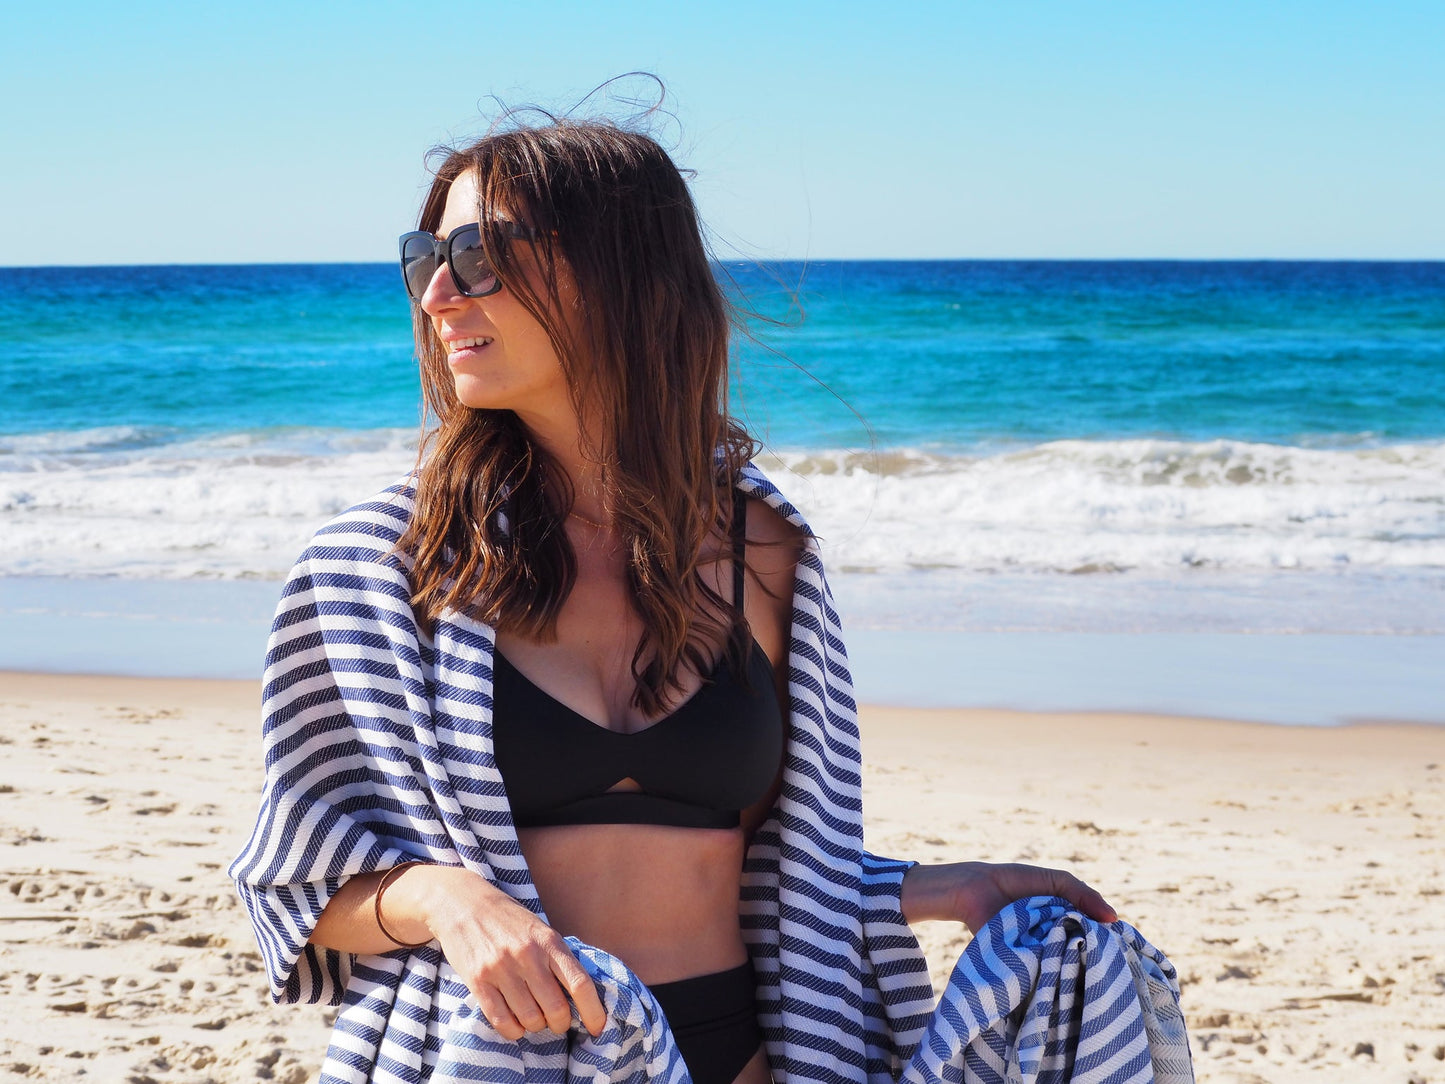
[475,982,528,1041]
[1045,867,1118,924]
[527,963,579,1036]
[998,864,1118,924]
[493,974,551,1036]
[473,940,603,1039]
[551,951,608,1037]
[425,871,606,1038]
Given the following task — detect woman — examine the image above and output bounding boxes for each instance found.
[231,119,1119,1084]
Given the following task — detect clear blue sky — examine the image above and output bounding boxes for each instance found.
[3,1,1441,263]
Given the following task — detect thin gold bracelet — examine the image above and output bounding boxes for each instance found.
[374,861,430,948]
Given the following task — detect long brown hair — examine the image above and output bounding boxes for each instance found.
[397,118,761,714]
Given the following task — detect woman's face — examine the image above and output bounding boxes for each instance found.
[420,171,574,426]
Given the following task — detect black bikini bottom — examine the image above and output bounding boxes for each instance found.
[648,961,764,1084]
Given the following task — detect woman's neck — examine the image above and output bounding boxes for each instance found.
[514,406,611,527]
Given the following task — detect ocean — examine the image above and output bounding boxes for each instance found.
[2,261,1442,722]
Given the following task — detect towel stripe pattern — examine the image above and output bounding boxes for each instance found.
[229,466,1191,1083]
[898,897,1193,1084]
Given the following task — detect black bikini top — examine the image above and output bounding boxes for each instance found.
[492,498,785,830]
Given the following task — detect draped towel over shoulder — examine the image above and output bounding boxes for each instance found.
[230,466,1192,1084]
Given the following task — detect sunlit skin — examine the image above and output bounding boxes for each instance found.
[309,170,1118,1084]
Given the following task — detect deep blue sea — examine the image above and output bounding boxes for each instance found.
[4,261,1443,444]
[2,260,1443,633]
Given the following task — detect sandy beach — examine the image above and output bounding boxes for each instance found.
[0,671,1441,1083]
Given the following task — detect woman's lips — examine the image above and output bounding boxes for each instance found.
[446,336,493,363]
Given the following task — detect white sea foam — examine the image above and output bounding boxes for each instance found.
[0,428,420,578]
[763,439,1445,575]
[2,429,1442,581]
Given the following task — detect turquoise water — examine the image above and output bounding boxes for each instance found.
[2,260,1442,585]
[2,262,1443,602]
[732,261,1445,449]
[0,264,418,435]
[2,261,1442,446]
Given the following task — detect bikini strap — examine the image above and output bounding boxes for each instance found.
[731,495,747,611]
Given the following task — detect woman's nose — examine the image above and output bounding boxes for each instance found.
[419,260,466,316]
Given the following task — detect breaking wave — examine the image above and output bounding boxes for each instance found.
[2,429,1442,579]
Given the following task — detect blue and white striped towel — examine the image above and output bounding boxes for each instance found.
[900,897,1192,1083]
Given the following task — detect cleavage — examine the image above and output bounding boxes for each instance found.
[494,636,721,736]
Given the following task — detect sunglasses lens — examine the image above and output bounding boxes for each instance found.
[448,227,500,297]
[400,235,438,301]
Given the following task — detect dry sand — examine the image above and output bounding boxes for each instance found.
[0,671,1441,1083]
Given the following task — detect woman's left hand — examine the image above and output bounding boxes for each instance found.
[900,861,1118,935]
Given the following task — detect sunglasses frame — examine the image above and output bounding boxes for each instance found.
[398,220,543,302]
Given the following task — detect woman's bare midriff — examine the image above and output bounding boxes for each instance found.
[520,822,772,1084]
[517,821,751,985]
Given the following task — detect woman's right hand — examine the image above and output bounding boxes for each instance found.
[382,864,608,1040]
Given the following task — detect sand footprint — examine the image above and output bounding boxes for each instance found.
[133,801,179,816]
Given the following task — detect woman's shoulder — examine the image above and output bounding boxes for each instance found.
[737,459,812,539]
[736,462,809,531]
[737,467,808,602]
[742,496,804,569]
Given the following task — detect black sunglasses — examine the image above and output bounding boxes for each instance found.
[398,221,541,302]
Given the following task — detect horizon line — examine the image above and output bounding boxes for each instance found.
[4,256,1445,271]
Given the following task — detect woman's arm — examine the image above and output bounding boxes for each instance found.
[900,860,1118,934]
[310,863,608,1040]
[740,495,1117,938]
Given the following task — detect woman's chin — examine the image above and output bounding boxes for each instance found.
[451,376,505,411]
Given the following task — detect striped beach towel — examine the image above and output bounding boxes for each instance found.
[900,897,1192,1083]
[230,466,1192,1083]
